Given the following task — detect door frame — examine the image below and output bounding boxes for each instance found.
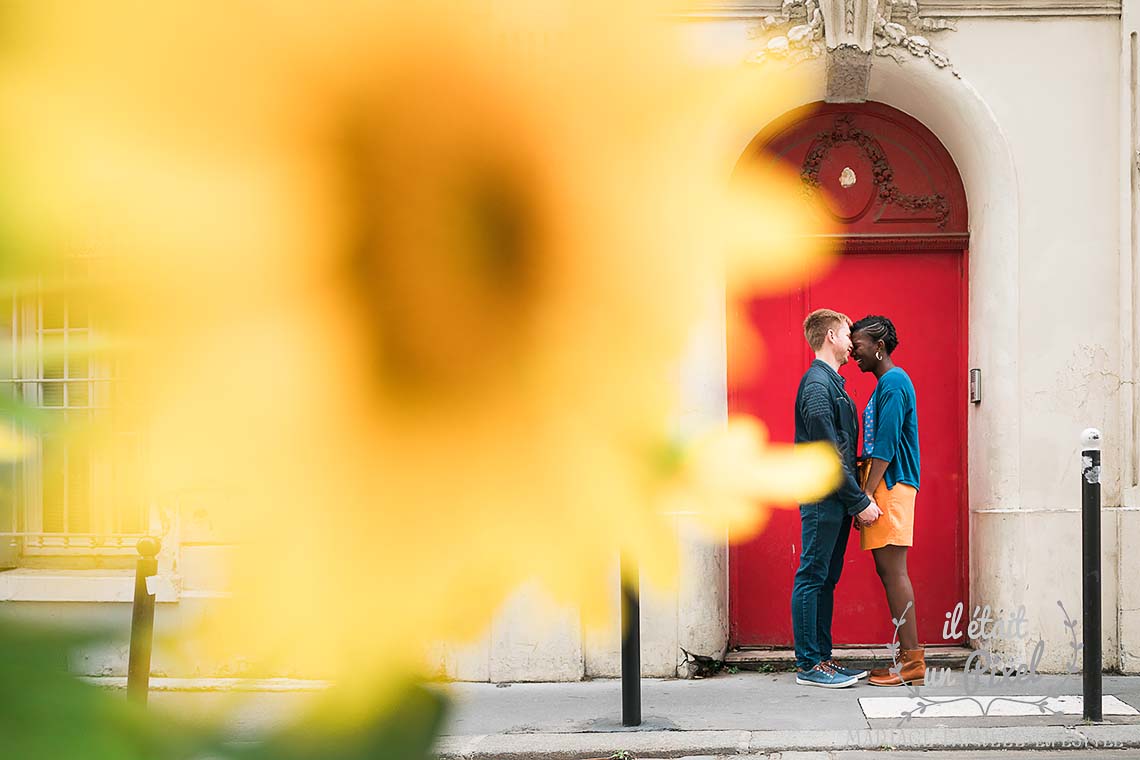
[727,101,971,648]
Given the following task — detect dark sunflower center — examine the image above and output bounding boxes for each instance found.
[338,113,541,400]
[462,169,530,293]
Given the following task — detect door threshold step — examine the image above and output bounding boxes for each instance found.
[725,645,973,672]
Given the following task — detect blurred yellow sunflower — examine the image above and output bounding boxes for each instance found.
[0,0,838,685]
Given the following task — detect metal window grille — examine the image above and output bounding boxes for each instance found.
[1,257,145,556]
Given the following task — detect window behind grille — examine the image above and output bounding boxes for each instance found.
[1,257,145,564]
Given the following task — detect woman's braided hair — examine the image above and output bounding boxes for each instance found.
[851,315,899,355]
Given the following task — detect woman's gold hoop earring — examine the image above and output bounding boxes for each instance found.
[875,351,882,361]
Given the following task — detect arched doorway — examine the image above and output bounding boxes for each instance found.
[728,101,969,647]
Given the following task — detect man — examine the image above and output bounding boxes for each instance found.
[791,309,882,688]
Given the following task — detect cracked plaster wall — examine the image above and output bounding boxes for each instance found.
[956,15,1132,666]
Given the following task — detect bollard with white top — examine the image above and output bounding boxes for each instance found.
[1080,428,1102,722]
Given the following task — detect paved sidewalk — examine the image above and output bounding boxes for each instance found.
[435,673,1140,759]
[133,671,1140,757]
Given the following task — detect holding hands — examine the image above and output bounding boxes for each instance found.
[855,499,881,529]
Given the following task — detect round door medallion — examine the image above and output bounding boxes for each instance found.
[839,166,857,188]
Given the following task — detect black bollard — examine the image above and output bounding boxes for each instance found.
[620,552,641,727]
[1080,428,1102,722]
[127,536,161,705]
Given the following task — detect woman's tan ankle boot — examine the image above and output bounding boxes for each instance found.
[869,647,926,687]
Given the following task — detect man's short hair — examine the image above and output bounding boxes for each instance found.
[803,308,851,351]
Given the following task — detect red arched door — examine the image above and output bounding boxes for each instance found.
[728,102,969,647]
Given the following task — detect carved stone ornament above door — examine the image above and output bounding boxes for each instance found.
[799,113,952,227]
[735,102,968,239]
[746,0,959,102]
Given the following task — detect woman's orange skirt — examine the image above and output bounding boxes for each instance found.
[860,478,917,551]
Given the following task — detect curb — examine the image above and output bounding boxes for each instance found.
[435,724,1140,759]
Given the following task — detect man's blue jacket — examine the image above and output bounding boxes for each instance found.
[794,359,871,516]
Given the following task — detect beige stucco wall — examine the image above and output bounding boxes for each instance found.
[8,9,1137,683]
[426,12,1135,681]
[426,12,1140,681]
[685,12,1135,676]
[940,16,1131,672]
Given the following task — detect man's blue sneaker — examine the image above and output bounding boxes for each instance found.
[823,658,868,680]
[795,662,857,688]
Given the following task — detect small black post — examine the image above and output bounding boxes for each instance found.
[620,552,641,727]
[127,536,161,705]
[1081,428,1102,722]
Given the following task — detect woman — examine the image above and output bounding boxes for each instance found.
[850,315,924,687]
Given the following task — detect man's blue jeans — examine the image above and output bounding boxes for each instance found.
[791,501,853,671]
